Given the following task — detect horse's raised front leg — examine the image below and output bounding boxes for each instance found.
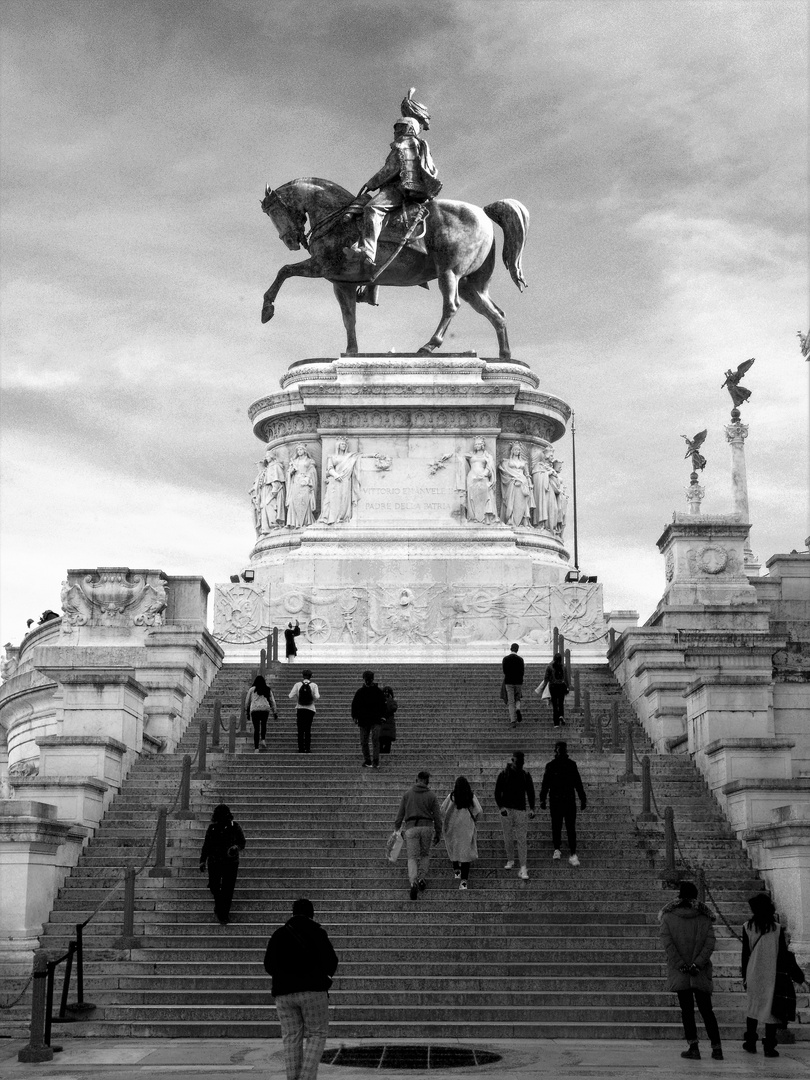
[417,269,460,354]
[332,282,359,355]
[262,259,321,324]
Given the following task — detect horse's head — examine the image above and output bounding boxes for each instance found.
[261,184,308,251]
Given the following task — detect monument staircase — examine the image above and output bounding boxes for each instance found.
[10,662,761,1041]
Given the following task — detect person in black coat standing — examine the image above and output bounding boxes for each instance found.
[284,621,301,663]
[539,741,586,867]
[199,803,246,925]
[351,670,387,769]
[501,642,524,726]
[264,897,339,1080]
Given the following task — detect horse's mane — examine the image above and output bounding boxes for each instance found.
[283,177,354,201]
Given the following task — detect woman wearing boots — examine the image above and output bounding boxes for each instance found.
[441,776,482,890]
[659,880,723,1060]
[742,893,806,1057]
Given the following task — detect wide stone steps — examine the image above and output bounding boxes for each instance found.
[23,661,761,1042]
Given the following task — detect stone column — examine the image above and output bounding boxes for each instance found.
[725,419,760,574]
[685,473,705,516]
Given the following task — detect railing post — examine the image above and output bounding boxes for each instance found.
[173,755,194,819]
[114,867,138,948]
[259,648,267,677]
[148,806,171,877]
[43,961,56,1048]
[582,690,591,737]
[228,714,237,754]
[573,669,581,709]
[696,867,706,903]
[664,806,676,871]
[564,648,571,686]
[608,626,616,652]
[552,626,559,656]
[240,694,247,734]
[558,632,565,660]
[58,941,76,1020]
[272,626,279,662]
[620,725,639,783]
[611,701,620,746]
[211,700,221,750]
[194,721,210,779]
[68,923,95,1013]
[593,709,603,752]
[639,755,657,821]
[18,950,53,1061]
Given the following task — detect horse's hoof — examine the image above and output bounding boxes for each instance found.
[261,303,275,324]
[417,345,437,355]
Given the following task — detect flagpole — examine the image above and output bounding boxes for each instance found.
[571,410,579,574]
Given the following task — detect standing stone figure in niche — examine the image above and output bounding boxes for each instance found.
[286,444,318,528]
[499,443,535,528]
[530,446,555,529]
[250,449,287,535]
[456,437,498,523]
[552,460,569,539]
[320,436,360,525]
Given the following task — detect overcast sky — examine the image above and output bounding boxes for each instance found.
[1,0,807,648]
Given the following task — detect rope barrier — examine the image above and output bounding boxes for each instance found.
[0,973,34,1010]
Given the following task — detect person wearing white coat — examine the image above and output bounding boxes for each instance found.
[441,776,482,891]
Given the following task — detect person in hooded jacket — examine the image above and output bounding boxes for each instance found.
[538,741,587,867]
[659,879,723,1061]
[199,804,246,925]
[264,897,338,1080]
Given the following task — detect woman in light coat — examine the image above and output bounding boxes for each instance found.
[441,776,482,891]
[742,892,806,1057]
[659,880,722,1060]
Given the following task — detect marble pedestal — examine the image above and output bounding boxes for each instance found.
[215,354,615,661]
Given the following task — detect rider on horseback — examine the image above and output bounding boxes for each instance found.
[345,115,442,270]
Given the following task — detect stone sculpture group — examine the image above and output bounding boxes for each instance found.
[250,436,569,539]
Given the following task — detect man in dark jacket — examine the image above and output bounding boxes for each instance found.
[199,804,246,925]
[494,751,535,880]
[501,642,524,726]
[659,880,722,1060]
[264,897,339,1080]
[351,670,387,769]
[539,741,586,867]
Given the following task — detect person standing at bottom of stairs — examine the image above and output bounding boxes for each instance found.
[199,804,246,925]
[538,740,586,867]
[494,751,535,880]
[659,880,723,1061]
[264,897,339,1080]
[288,669,320,753]
[394,769,443,900]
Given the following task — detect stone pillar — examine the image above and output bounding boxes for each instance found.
[725,419,760,575]
[685,474,705,516]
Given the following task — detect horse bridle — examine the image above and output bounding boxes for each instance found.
[262,186,310,251]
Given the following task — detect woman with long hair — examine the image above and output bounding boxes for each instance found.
[535,653,569,727]
[742,893,806,1056]
[245,674,278,753]
[441,775,482,891]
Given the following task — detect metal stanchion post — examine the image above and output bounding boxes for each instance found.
[211,700,221,750]
[583,690,591,737]
[228,715,237,754]
[272,627,279,662]
[259,648,266,677]
[552,626,559,655]
[573,669,580,709]
[114,867,138,948]
[174,755,194,819]
[148,806,171,877]
[608,627,616,653]
[194,721,210,779]
[611,702,620,746]
[697,867,706,903]
[240,694,247,734]
[664,806,676,872]
[67,923,95,1013]
[594,709,603,752]
[558,633,565,660]
[639,756,657,821]
[620,725,639,782]
[57,941,76,1020]
[18,951,54,1061]
[564,648,572,686]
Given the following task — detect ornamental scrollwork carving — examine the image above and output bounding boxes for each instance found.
[60,569,167,628]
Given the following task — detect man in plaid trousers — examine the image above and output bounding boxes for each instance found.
[264,898,339,1080]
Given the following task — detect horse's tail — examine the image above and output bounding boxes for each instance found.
[484,199,529,291]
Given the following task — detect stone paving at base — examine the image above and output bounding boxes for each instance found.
[1,1039,809,1080]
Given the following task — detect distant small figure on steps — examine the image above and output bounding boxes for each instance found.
[284,620,301,662]
[535,653,569,727]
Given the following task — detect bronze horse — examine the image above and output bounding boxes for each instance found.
[261,178,529,359]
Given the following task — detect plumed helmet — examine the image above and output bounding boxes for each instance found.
[393,116,420,135]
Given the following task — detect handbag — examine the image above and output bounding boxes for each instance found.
[386,830,404,863]
[772,970,797,1024]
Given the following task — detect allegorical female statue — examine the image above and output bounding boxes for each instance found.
[456,437,498,523]
[552,459,569,538]
[286,444,318,528]
[250,448,286,534]
[319,436,360,524]
[498,442,534,527]
[530,445,554,529]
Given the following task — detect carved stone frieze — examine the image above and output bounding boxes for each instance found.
[213,583,269,645]
[304,384,513,399]
[256,413,320,445]
[686,544,740,577]
[60,568,167,629]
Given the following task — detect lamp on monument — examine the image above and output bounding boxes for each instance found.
[242,570,255,582]
[229,575,240,584]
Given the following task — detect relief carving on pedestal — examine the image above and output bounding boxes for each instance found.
[214,583,269,644]
[60,570,167,628]
[688,545,731,576]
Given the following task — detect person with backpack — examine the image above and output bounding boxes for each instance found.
[441,776,483,891]
[288,669,320,754]
[246,675,278,753]
[199,803,246,925]
[535,653,569,726]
